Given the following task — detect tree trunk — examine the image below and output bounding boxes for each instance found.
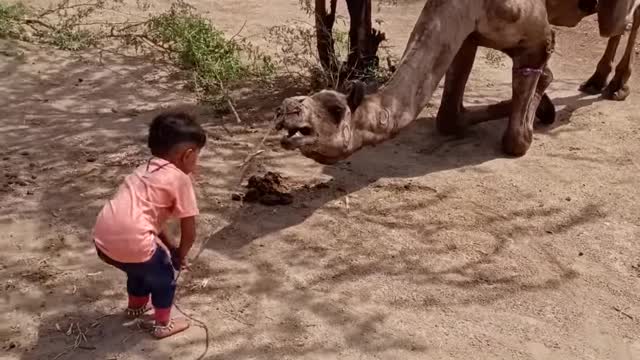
[344,0,386,79]
[315,0,338,72]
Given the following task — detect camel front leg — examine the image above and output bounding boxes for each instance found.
[580,35,622,95]
[502,45,552,156]
[603,7,640,101]
[435,36,477,135]
[463,65,555,126]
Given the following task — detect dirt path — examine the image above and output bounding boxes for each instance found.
[1,1,640,360]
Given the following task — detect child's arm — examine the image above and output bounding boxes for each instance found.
[177,216,197,267]
[171,172,199,269]
[158,230,176,251]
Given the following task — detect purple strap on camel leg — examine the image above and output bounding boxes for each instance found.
[513,67,544,76]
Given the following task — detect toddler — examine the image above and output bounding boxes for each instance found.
[92,111,206,339]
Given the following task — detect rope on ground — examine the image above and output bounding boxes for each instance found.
[172,117,275,360]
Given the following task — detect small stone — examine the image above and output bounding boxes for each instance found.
[77,78,83,83]
[565,197,572,202]
[578,252,584,256]
[19,151,29,156]
[86,157,97,163]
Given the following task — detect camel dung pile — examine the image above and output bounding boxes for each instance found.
[233,171,293,206]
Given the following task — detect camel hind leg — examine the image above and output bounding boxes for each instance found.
[580,35,622,94]
[435,36,477,136]
[603,6,640,101]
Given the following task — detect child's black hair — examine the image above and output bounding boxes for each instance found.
[148,111,207,156]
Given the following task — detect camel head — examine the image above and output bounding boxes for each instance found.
[275,81,367,165]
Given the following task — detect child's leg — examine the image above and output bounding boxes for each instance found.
[144,247,189,338]
[125,274,151,318]
[95,246,151,318]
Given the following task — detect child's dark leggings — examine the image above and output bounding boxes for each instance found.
[97,246,176,309]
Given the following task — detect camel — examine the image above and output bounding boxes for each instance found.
[272,0,624,165]
[580,0,640,100]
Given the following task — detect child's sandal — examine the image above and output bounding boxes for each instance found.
[152,317,190,339]
[125,304,152,319]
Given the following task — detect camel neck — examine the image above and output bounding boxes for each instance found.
[376,0,480,129]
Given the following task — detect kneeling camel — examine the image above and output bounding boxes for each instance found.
[273,0,626,165]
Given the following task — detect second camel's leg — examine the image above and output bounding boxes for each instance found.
[580,35,621,94]
[603,6,640,101]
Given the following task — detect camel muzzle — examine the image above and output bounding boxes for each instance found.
[280,127,316,150]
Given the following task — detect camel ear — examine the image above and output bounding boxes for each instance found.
[343,80,366,113]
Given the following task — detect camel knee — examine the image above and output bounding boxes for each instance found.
[599,25,626,37]
[502,128,533,157]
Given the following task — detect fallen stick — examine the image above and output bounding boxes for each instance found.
[613,306,634,320]
[227,98,242,124]
[238,150,264,168]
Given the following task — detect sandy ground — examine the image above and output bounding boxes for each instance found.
[1,1,640,359]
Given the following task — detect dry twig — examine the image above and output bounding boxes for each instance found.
[613,306,635,320]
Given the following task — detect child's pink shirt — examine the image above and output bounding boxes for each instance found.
[93,158,199,263]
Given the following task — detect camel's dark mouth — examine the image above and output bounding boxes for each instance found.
[280,125,317,150]
[287,126,313,137]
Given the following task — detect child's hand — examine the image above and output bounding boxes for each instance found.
[168,247,181,270]
[178,257,190,271]
[169,247,190,271]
